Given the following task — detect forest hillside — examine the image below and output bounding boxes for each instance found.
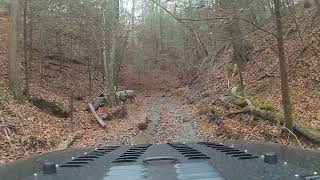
[181,3,320,145]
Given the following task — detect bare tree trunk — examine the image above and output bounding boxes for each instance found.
[28,4,33,82]
[269,0,275,18]
[226,2,246,96]
[107,0,119,107]
[131,0,135,30]
[102,2,108,98]
[152,1,158,63]
[273,0,294,130]
[58,34,62,74]
[102,0,118,107]
[88,52,92,96]
[23,0,29,97]
[42,33,49,78]
[40,30,44,77]
[69,91,74,124]
[9,0,24,101]
[159,0,165,51]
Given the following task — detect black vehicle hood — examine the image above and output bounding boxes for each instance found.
[0,141,320,180]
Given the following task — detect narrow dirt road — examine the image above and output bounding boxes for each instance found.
[121,65,200,145]
[132,96,200,144]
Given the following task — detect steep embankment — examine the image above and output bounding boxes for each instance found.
[182,7,320,148]
[0,18,163,164]
[0,10,184,165]
[0,15,141,164]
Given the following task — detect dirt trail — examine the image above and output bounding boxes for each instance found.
[122,65,200,145]
[131,96,200,144]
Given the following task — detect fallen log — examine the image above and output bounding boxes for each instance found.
[116,90,136,102]
[294,123,320,144]
[88,90,135,127]
[57,132,83,150]
[47,62,71,68]
[90,90,135,110]
[92,96,105,111]
[45,55,86,65]
[247,106,320,144]
[88,103,106,128]
[257,73,279,81]
[226,109,251,117]
[221,89,320,144]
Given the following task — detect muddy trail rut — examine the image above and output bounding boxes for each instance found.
[131,96,200,144]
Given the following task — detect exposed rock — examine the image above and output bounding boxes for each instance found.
[137,114,149,130]
[138,122,147,130]
[29,97,70,118]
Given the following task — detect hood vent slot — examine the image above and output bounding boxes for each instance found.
[168,143,210,160]
[198,142,259,161]
[112,144,151,163]
[60,164,83,168]
[60,145,119,168]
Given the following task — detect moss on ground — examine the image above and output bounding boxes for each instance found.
[251,99,276,111]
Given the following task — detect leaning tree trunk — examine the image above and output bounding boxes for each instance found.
[273,0,294,130]
[8,0,23,101]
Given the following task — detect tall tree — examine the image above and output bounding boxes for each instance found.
[23,0,29,97]
[103,0,119,107]
[222,0,247,95]
[314,0,320,15]
[8,0,24,100]
[131,0,135,30]
[273,0,294,130]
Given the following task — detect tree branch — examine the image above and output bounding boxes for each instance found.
[178,17,277,38]
[149,0,208,56]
